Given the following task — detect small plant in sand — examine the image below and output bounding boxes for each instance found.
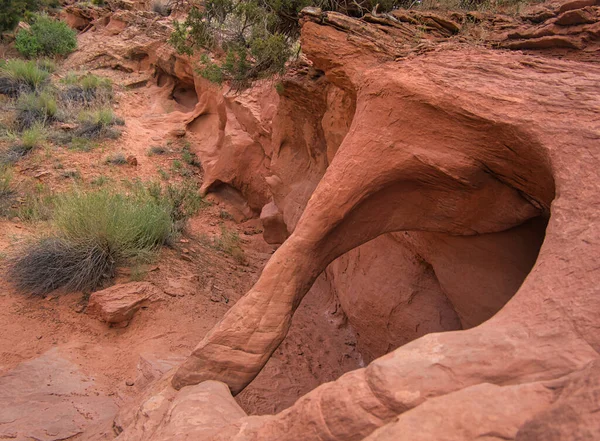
[105,152,128,165]
[0,165,14,215]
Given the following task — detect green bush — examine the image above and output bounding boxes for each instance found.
[0,59,49,97]
[170,3,293,88]
[8,188,174,295]
[15,14,77,58]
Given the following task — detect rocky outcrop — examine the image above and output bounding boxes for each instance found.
[162,4,598,441]
[59,3,600,439]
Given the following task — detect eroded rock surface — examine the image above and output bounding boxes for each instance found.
[55,1,600,439]
[0,349,117,441]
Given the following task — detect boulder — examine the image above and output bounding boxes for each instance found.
[87,282,163,325]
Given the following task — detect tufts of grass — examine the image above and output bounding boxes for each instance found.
[144,179,207,230]
[0,59,49,97]
[0,165,14,215]
[0,165,13,198]
[69,137,97,152]
[16,91,57,130]
[105,152,128,165]
[74,108,122,139]
[61,72,113,105]
[14,185,56,222]
[20,124,46,150]
[8,188,174,295]
[90,175,111,186]
[0,124,46,164]
[212,224,245,264]
[148,145,166,156]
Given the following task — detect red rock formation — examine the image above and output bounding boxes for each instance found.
[164,4,598,440]
[59,4,600,438]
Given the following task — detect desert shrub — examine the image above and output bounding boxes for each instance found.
[15,14,77,58]
[105,152,127,165]
[152,0,172,16]
[147,145,166,156]
[8,188,173,295]
[0,59,49,97]
[15,90,56,130]
[145,179,207,230]
[169,3,292,88]
[212,223,245,264]
[36,58,57,73]
[61,72,113,105]
[0,166,13,198]
[1,123,46,163]
[20,123,45,149]
[75,108,121,139]
[14,183,55,220]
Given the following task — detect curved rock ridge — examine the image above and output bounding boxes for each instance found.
[63,3,600,439]
[163,8,598,441]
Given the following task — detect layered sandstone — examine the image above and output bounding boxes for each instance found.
[55,2,600,439]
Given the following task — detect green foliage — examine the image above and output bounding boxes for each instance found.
[145,179,207,226]
[198,54,224,85]
[212,223,245,264]
[20,123,45,149]
[15,14,77,58]
[170,3,293,88]
[0,59,49,96]
[14,182,55,221]
[0,165,14,215]
[0,0,55,33]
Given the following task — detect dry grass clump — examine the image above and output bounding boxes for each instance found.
[74,108,122,139]
[60,72,113,106]
[0,124,46,165]
[15,91,57,130]
[0,165,14,215]
[8,180,207,296]
[0,59,50,98]
[8,188,173,295]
